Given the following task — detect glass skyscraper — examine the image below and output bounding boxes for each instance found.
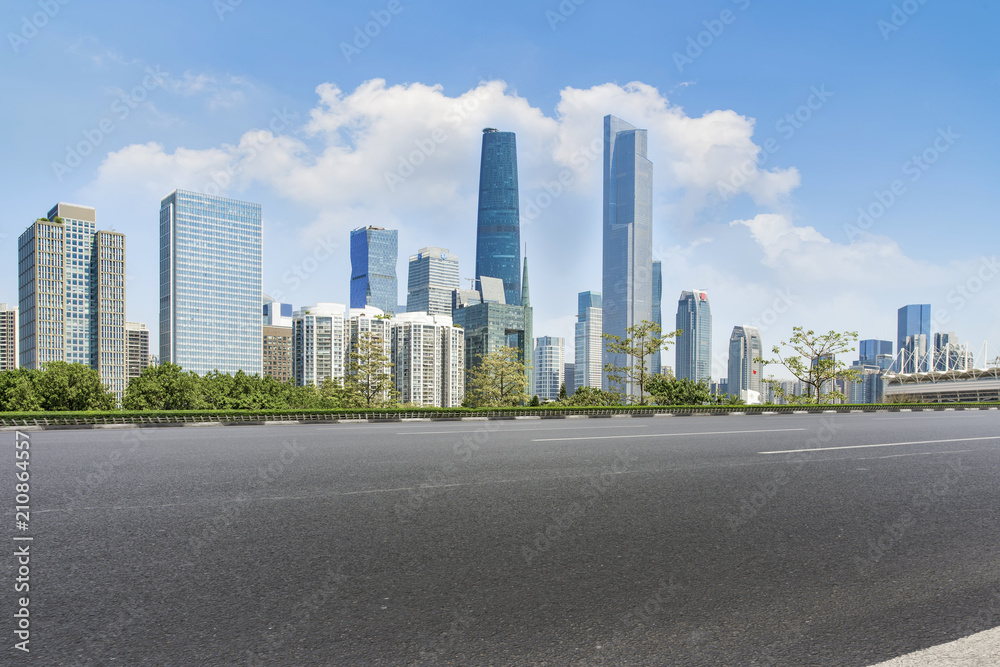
[675,290,712,383]
[407,246,459,316]
[575,291,603,391]
[728,325,762,399]
[652,260,662,375]
[859,339,893,366]
[602,115,653,396]
[350,226,398,315]
[475,128,521,306]
[897,304,931,372]
[159,190,262,376]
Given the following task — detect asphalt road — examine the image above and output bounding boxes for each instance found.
[4,412,1000,665]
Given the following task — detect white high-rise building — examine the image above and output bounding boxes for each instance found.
[18,204,127,396]
[727,325,763,402]
[292,303,347,387]
[406,247,460,316]
[0,303,17,371]
[575,291,603,391]
[534,336,565,401]
[391,312,464,407]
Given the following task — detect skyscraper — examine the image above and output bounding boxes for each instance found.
[18,203,127,395]
[602,115,653,396]
[675,290,712,383]
[534,336,565,401]
[728,325,762,400]
[350,226,398,315]
[475,128,521,306]
[0,304,17,371]
[125,322,149,381]
[859,339,893,366]
[292,303,347,387]
[897,304,931,372]
[575,291,603,390]
[933,332,971,371]
[652,260,662,375]
[407,247,459,316]
[159,190,262,376]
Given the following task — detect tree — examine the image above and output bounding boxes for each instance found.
[464,346,529,407]
[345,330,396,407]
[603,320,680,405]
[561,386,622,406]
[0,369,42,412]
[123,363,203,410]
[647,374,713,406]
[530,395,541,407]
[558,382,568,401]
[756,327,861,404]
[35,361,116,411]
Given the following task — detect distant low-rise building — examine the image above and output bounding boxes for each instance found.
[0,303,17,371]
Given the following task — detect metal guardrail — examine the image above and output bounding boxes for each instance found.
[2,404,999,428]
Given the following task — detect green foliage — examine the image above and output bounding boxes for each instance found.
[0,369,42,412]
[530,395,540,407]
[603,320,679,405]
[558,383,567,401]
[345,330,397,407]
[465,346,529,407]
[123,363,203,410]
[560,386,622,406]
[647,374,713,406]
[757,327,862,404]
[34,361,116,411]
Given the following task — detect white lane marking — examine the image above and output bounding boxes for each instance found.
[868,625,1000,665]
[760,435,1000,455]
[861,449,973,460]
[395,425,650,435]
[533,428,806,442]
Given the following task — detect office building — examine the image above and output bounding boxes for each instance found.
[602,115,653,397]
[652,260,662,375]
[407,247,460,316]
[350,226,398,315]
[575,291,603,391]
[564,362,576,396]
[390,311,465,407]
[18,203,127,396]
[263,294,293,327]
[0,304,17,371]
[292,303,347,387]
[933,332,972,372]
[859,339,893,366]
[897,304,931,372]
[727,325,762,401]
[263,325,293,383]
[675,290,712,383]
[475,128,521,306]
[125,322,149,381]
[534,336,565,401]
[160,190,262,376]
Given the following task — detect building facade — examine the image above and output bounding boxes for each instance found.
[897,304,931,372]
[18,203,127,395]
[602,115,653,397]
[263,325,293,383]
[390,311,464,407]
[292,303,347,387]
[263,294,293,327]
[406,247,459,316]
[0,304,17,371]
[859,339,893,365]
[727,325,762,400]
[159,190,262,376]
[125,322,150,381]
[675,290,712,383]
[475,128,521,306]
[534,336,565,401]
[350,226,398,315]
[575,291,603,391]
[652,260,662,375]
[933,332,972,372]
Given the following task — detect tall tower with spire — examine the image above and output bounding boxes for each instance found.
[475,128,521,306]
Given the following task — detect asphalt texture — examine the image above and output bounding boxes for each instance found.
[3,412,1000,665]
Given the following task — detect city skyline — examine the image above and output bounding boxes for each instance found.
[3,2,999,384]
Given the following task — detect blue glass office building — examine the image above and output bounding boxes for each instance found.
[676,290,712,383]
[602,115,653,396]
[897,304,931,372]
[652,260,662,375]
[475,128,521,306]
[159,190,262,376]
[859,339,893,365]
[350,226,398,315]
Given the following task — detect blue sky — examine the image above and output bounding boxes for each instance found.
[3,0,999,378]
